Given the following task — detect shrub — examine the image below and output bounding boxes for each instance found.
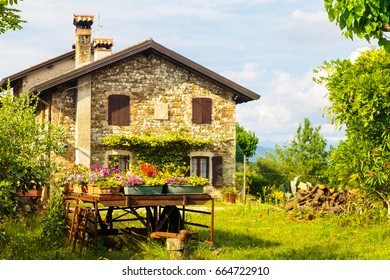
[41,185,66,246]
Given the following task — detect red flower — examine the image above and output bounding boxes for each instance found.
[140,163,159,177]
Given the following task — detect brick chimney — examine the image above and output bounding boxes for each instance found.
[73,14,94,68]
[92,38,114,61]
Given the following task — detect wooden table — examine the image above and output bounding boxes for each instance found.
[64,192,215,245]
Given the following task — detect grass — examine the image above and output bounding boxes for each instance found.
[1,200,390,260]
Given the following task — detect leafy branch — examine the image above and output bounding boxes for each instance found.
[324,0,390,51]
[0,0,26,34]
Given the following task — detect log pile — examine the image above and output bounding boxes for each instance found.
[285,183,353,213]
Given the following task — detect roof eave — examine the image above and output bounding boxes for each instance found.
[0,50,75,89]
[31,39,261,103]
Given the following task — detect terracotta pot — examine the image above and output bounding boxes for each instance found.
[223,192,236,204]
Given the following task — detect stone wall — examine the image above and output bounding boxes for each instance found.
[90,53,237,186]
[21,57,75,93]
[47,52,237,186]
[49,83,77,165]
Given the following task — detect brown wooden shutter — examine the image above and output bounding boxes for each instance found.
[182,156,191,176]
[192,98,202,124]
[212,155,223,187]
[108,95,130,126]
[192,98,212,124]
[202,98,212,124]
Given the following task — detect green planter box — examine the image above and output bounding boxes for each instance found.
[124,185,163,196]
[167,185,204,194]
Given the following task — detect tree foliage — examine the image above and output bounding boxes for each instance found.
[314,48,390,199]
[0,89,66,209]
[274,118,329,183]
[0,0,26,34]
[236,122,259,162]
[324,0,390,51]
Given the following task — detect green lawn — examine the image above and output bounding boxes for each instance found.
[1,200,390,260]
[187,201,390,260]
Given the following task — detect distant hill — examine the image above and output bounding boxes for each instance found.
[248,145,275,162]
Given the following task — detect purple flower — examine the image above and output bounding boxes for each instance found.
[111,168,121,173]
[101,168,110,176]
[123,173,145,187]
[165,176,188,186]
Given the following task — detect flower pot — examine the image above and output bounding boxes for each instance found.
[17,189,42,197]
[87,185,116,194]
[124,185,163,196]
[167,185,204,194]
[97,186,112,194]
[87,184,96,194]
[223,192,236,204]
[64,184,73,193]
[73,184,86,193]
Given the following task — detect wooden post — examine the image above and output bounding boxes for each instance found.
[166,238,189,260]
[210,198,214,244]
[150,230,197,260]
[243,155,247,204]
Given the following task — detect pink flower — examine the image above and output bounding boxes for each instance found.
[369,170,374,177]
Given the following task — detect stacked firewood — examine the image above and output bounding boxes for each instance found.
[285,183,353,213]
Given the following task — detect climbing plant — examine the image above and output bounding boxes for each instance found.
[100,132,212,168]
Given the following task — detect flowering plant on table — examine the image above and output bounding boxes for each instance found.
[88,166,122,188]
[122,172,146,187]
[165,176,189,186]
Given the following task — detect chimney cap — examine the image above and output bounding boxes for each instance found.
[93,38,114,50]
[73,14,94,29]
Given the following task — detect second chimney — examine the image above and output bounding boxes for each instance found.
[73,14,94,68]
[93,38,114,61]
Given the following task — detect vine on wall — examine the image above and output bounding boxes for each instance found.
[100,132,213,168]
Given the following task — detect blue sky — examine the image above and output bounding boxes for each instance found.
[0,0,372,149]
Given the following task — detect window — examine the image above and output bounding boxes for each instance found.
[108,95,130,125]
[192,98,212,124]
[185,155,223,186]
[191,156,209,179]
[108,155,129,171]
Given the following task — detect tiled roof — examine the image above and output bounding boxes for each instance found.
[31,39,260,103]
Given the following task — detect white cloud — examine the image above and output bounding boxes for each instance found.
[236,67,339,147]
[349,47,372,63]
[220,63,264,84]
[270,9,343,45]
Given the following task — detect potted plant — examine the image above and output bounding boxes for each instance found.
[122,172,163,195]
[87,166,111,194]
[165,176,206,194]
[63,164,89,193]
[221,187,238,203]
[186,175,209,194]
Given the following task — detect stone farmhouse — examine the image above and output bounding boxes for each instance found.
[0,14,260,187]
